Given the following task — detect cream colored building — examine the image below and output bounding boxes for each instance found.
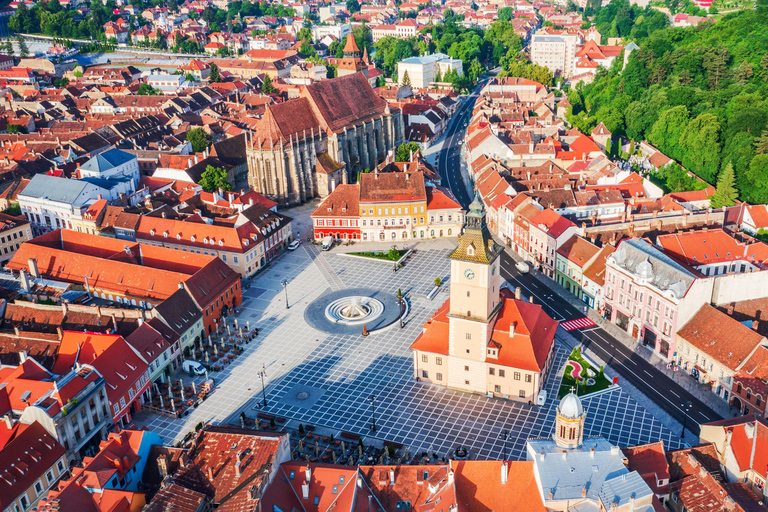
[530,32,580,78]
[410,194,558,403]
[397,53,463,89]
[0,213,31,267]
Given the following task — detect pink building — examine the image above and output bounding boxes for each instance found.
[602,238,711,360]
[528,208,577,278]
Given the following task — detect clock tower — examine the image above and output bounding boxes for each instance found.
[445,192,503,390]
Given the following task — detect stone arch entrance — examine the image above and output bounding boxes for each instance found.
[731,396,744,413]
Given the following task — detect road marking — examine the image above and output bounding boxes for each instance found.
[560,317,596,331]
[643,370,653,377]
[669,389,680,398]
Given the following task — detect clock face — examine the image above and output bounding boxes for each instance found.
[464,269,475,280]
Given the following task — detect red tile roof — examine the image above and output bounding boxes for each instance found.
[426,186,462,211]
[0,421,65,509]
[624,442,670,494]
[658,229,768,268]
[362,464,457,511]
[451,460,545,512]
[531,208,576,239]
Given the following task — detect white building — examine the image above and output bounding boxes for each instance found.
[397,53,463,89]
[79,148,140,186]
[312,23,351,42]
[530,32,580,78]
[18,175,113,235]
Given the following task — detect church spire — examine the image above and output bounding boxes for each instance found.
[449,191,502,264]
[343,33,361,58]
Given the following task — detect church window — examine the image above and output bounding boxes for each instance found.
[560,425,566,438]
[569,428,576,440]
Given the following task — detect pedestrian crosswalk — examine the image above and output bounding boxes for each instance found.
[560,317,596,331]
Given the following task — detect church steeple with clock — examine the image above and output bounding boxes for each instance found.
[448,191,503,323]
[446,192,504,366]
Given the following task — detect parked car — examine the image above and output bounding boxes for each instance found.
[537,390,547,406]
[322,236,333,251]
[288,240,300,251]
[182,360,206,376]
[515,261,530,273]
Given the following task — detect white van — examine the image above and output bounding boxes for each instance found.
[515,261,530,273]
[322,236,333,251]
[182,360,206,376]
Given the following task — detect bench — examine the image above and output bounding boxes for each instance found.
[257,413,274,421]
[341,431,360,441]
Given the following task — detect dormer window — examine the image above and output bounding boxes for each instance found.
[163,231,168,238]
[244,239,249,246]
[203,238,209,244]
[466,243,475,257]
[150,229,156,236]
[176,233,181,240]
[218,240,224,246]
[191,235,196,242]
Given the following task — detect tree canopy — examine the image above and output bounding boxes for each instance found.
[186,128,212,153]
[396,142,421,162]
[199,165,231,193]
[567,1,768,202]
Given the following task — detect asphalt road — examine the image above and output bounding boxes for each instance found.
[436,80,724,436]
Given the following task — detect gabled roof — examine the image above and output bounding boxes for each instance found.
[18,174,92,205]
[451,460,545,512]
[311,184,360,218]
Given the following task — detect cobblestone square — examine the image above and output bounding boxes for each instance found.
[136,239,683,459]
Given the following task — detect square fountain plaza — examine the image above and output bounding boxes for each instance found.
[138,241,683,459]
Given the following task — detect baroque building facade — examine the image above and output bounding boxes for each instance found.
[246,72,405,205]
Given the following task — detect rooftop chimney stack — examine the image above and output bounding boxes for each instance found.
[501,462,508,485]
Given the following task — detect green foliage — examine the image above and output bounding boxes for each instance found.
[17,35,27,58]
[349,250,408,261]
[401,69,411,86]
[185,73,196,82]
[2,203,21,216]
[186,128,212,153]
[199,165,231,193]
[711,163,738,208]
[647,163,708,193]
[497,6,514,20]
[53,77,69,87]
[137,83,160,96]
[499,60,552,86]
[261,74,275,94]
[7,125,26,134]
[209,63,220,83]
[395,142,420,162]
[571,5,768,202]
[434,277,442,286]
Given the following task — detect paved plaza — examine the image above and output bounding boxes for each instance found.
[137,239,683,460]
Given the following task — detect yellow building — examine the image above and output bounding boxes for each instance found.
[358,171,462,242]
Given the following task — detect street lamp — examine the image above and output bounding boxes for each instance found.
[258,364,268,409]
[500,430,509,461]
[281,279,289,309]
[369,394,377,432]
[680,400,692,439]
[391,245,397,273]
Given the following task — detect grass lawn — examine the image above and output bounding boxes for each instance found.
[558,347,612,398]
[348,249,408,262]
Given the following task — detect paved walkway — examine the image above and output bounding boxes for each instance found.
[132,234,684,458]
[501,245,734,422]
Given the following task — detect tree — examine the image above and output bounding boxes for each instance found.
[137,83,160,95]
[754,129,768,155]
[261,74,275,94]
[185,72,196,82]
[401,70,411,87]
[710,163,738,208]
[199,165,231,192]
[395,142,420,162]
[497,6,513,20]
[3,40,13,56]
[17,36,28,59]
[209,62,220,83]
[186,128,212,152]
[346,0,360,13]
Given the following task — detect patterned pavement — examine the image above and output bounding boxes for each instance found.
[134,239,683,459]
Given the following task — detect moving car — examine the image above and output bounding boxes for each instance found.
[515,261,530,273]
[322,236,333,251]
[182,360,206,376]
[288,240,301,251]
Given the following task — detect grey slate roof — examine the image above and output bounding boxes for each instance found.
[80,148,136,173]
[609,238,697,299]
[19,174,90,205]
[527,437,652,506]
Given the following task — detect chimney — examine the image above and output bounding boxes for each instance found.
[727,302,735,315]
[157,455,168,478]
[19,270,30,293]
[301,482,310,499]
[207,466,214,481]
[515,287,521,300]
[509,321,516,337]
[529,295,534,304]
[3,414,14,429]
[19,350,27,363]
[539,451,545,461]
[753,320,759,331]
[579,222,586,237]
[57,327,63,340]
[27,258,39,278]
[405,173,410,181]
[500,462,508,484]
[187,158,193,168]
[305,466,311,483]
[194,155,199,165]
[235,460,242,477]
[590,447,595,457]
[582,486,587,497]
[389,468,395,485]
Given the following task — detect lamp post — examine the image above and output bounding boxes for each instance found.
[369,394,377,432]
[258,364,267,408]
[680,400,692,439]
[391,245,397,273]
[281,279,289,309]
[500,430,509,461]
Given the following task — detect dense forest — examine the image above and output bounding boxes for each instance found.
[568,0,768,204]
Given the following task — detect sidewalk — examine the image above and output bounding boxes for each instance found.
[501,246,732,421]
